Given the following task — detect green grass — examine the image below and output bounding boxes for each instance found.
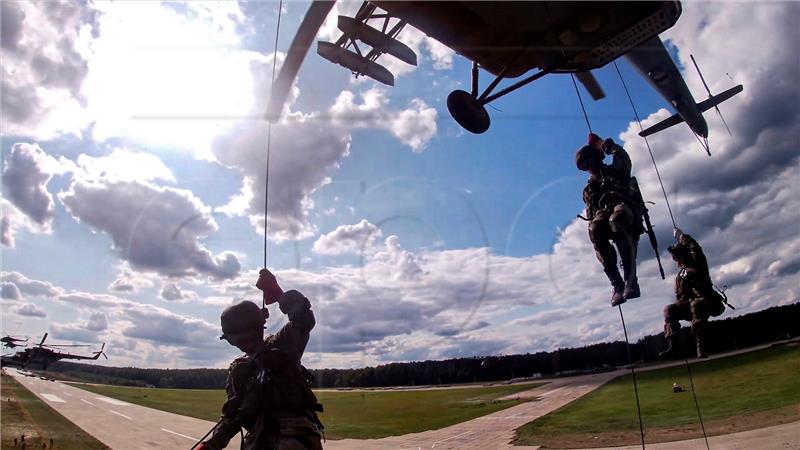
[72,381,540,439]
[515,345,800,447]
[0,373,108,450]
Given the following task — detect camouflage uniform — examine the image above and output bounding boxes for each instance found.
[663,233,725,357]
[205,290,324,450]
[581,140,643,303]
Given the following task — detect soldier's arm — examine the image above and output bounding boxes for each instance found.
[203,361,248,450]
[604,139,632,178]
[271,290,315,360]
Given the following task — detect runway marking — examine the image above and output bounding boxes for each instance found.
[61,391,72,397]
[109,410,132,420]
[540,387,565,397]
[41,393,65,403]
[161,428,198,441]
[81,399,95,406]
[430,430,471,448]
[96,396,130,406]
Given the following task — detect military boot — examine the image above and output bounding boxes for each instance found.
[611,283,626,307]
[658,324,680,358]
[623,276,640,300]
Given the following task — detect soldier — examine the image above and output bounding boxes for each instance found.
[576,133,643,306]
[659,229,726,359]
[197,269,324,450]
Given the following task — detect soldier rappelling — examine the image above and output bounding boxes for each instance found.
[577,133,647,306]
[197,269,324,450]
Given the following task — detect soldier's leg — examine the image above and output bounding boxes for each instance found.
[589,212,624,305]
[659,302,689,357]
[610,204,640,300]
[691,298,712,358]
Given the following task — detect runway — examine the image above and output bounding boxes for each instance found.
[8,348,799,450]
[8,369,239,450]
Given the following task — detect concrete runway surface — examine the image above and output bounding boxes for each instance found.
[8,362,799,450]
[7,369,240,450]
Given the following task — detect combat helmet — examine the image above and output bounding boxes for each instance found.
[220,300,266,339]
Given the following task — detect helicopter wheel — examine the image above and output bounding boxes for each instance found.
[447,90,490,134]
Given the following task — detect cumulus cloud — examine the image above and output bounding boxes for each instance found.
[15,303,47,318]
[1,143,69,231]
[1,271,60,297]
[74,148,175,184]
[330,89,437,151]
[214,57,437,241]
[120,303,218,346]
[58,174,240,279]
[108,268,155,293]
[313,219,382,255]
[1,282,22,300]
[160,282,199,302]
[1,1,100,138]
[86,312,109,331]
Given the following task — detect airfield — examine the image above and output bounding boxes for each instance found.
[5,343,799,450]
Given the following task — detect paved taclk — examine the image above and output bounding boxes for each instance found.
[8,369,240,450]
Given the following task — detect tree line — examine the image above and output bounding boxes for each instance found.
[44,302,798,389]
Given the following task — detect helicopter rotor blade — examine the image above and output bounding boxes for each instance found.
[690,54,733,136]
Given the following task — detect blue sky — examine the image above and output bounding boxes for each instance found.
[1,1,798,369]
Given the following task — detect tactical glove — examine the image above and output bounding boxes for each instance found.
[588,133,604,150]
[256,268,284,305]
[673,228,685,240]
[602,138,617,155]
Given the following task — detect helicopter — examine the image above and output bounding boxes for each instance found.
[1,334,29,349]
[266,1,742,150]
[1,333,107,370]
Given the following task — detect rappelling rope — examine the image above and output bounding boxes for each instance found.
[570,74,593,134]
[613,61,710,450]
[619,306,646,450]
[571,73,646,450]
[264,0,284,272]
[612,62,676,229]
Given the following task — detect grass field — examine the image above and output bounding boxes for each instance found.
[515,344,800,448]
[72,381,539,439]
[0,373,107,450]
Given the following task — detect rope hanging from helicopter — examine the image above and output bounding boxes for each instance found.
[612,60,711,450]
[262,0,285,302]
[569,72,646,450]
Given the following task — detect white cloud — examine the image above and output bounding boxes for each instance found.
[330,89,437,151]
[0,1,100,138]
[108,268,156,293]
[313,219,382,255]
[1,282,22,300]
[160,282,199,302]
[58,177,240,279]
[1,271,61,297]
[15,303,47,318]
[75,148,175,184]
[1,143,69,230]
[86,312,109,331]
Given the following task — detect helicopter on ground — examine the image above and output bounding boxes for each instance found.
[1,333,107,370]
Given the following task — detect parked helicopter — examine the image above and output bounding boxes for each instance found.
[265,1,742,151]
[1,333,107,370]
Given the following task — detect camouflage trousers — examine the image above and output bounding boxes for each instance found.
[244,414,323,450]
[588,204,638,288]
[663,296,725,337]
